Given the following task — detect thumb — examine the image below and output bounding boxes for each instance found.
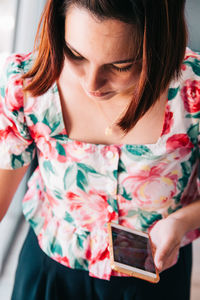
[154,245,168,271]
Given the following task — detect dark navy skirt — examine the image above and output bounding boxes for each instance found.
[11,227,192,300]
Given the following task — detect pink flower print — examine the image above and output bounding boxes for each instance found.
[181,64,187,71]
[161,104,174,136]
[6,53,31,65]
[166,134,194,159]
[181,80,200,113]
[184,49,200,61]
[181,229,200,247]
[5,75,24,111]
[24,96,37,114]
[29,122,51,141]
[65,189,117,231]
[52,254,70,268]
[64,141,96,162]
[5,132,31,155]
[29,122,57,159]
[88,228,111,280]
[122,163,178,210]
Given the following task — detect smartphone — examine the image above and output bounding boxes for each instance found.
[107,222,160,283]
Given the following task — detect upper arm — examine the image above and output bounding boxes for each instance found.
[0,166,29,221]
[0,53,35,170]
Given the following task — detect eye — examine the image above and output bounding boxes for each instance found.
[64,45,84,61]
[111,64,133,72]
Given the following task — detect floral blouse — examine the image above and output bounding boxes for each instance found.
[0,48,200,280]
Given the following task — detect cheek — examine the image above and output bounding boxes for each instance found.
[65,59,84,78]
[111,74,135,90]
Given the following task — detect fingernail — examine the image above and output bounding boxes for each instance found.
[158,262,163,270]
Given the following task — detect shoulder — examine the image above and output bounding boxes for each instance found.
[2,52,34,75]
[181,47,200,78]
[178,48,200,117]
[0,53,34,112]
[0,52,34,97]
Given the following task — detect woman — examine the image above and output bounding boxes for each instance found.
[0,0,200,299]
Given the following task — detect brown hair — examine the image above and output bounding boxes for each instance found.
[23,0,187,133]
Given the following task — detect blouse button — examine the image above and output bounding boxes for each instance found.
[107,205,114,213]
[106,151,114,159]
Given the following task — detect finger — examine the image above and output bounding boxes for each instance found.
[154,242,178,271]
[156,244,180,272]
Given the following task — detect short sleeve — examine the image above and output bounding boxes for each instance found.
[0,53,35,169]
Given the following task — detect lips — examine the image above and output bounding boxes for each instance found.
[87,90,111,98]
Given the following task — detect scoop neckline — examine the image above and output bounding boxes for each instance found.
[52,81,173,149]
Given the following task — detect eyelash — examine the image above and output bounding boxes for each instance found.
[111,65,132,72]
[66,47,132,73]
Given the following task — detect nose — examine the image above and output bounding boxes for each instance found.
[84,64,107,92]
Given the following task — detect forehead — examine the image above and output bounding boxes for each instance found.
[65,6,135,61]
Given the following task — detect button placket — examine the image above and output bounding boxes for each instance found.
[106,150,114,160]
[103,147,120,216]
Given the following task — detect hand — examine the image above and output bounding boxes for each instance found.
[149,215,187,272]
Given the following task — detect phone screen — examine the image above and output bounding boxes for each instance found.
[111,226,156,274]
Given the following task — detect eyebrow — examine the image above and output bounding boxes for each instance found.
[66,42,135,65]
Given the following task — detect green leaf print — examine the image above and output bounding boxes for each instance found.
[76,235,85,249]
[168,87,179,100]
[43,160,55,174]
[75,231,89,250]
[168,205,182,215]
[186,112,200,119]
[0,86,5,98]
[173,193,182,204]
[53,190,63,199]
[42,112,50,128]
[138,209,162,230]
[6,63,21,77]
[118,159,127,173]
[64,211,74,223]
[127,210,138,217]
[42,110,61,133]
[74,258,89,270]
[53,134,68,141]
[29,219,40,229]
[107,197,118,213]
[11,154,24,169]
[181,161,192,175]
[177,176,189,192]
[189,147,198,165]
[77,163,98,175]
[56,142,66,156]
[23,206,34,220]
[63,165,77,190]
[187,123,199,144]
[20,59,33,73]
[29,114,38,125]
[121,187,132,201]
[175,147,198,201]
[12,110,19,117]
[113,170,118,179]
[25,143,35,159]
[51,120,61,133]
[77,169,88,191]
[184,59,200,76]
[125,145,152,157]
[50,240,63,256]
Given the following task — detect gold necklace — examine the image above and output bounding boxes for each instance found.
[95,101,129,136]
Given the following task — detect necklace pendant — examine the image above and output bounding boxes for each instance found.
[105,126,113,136]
